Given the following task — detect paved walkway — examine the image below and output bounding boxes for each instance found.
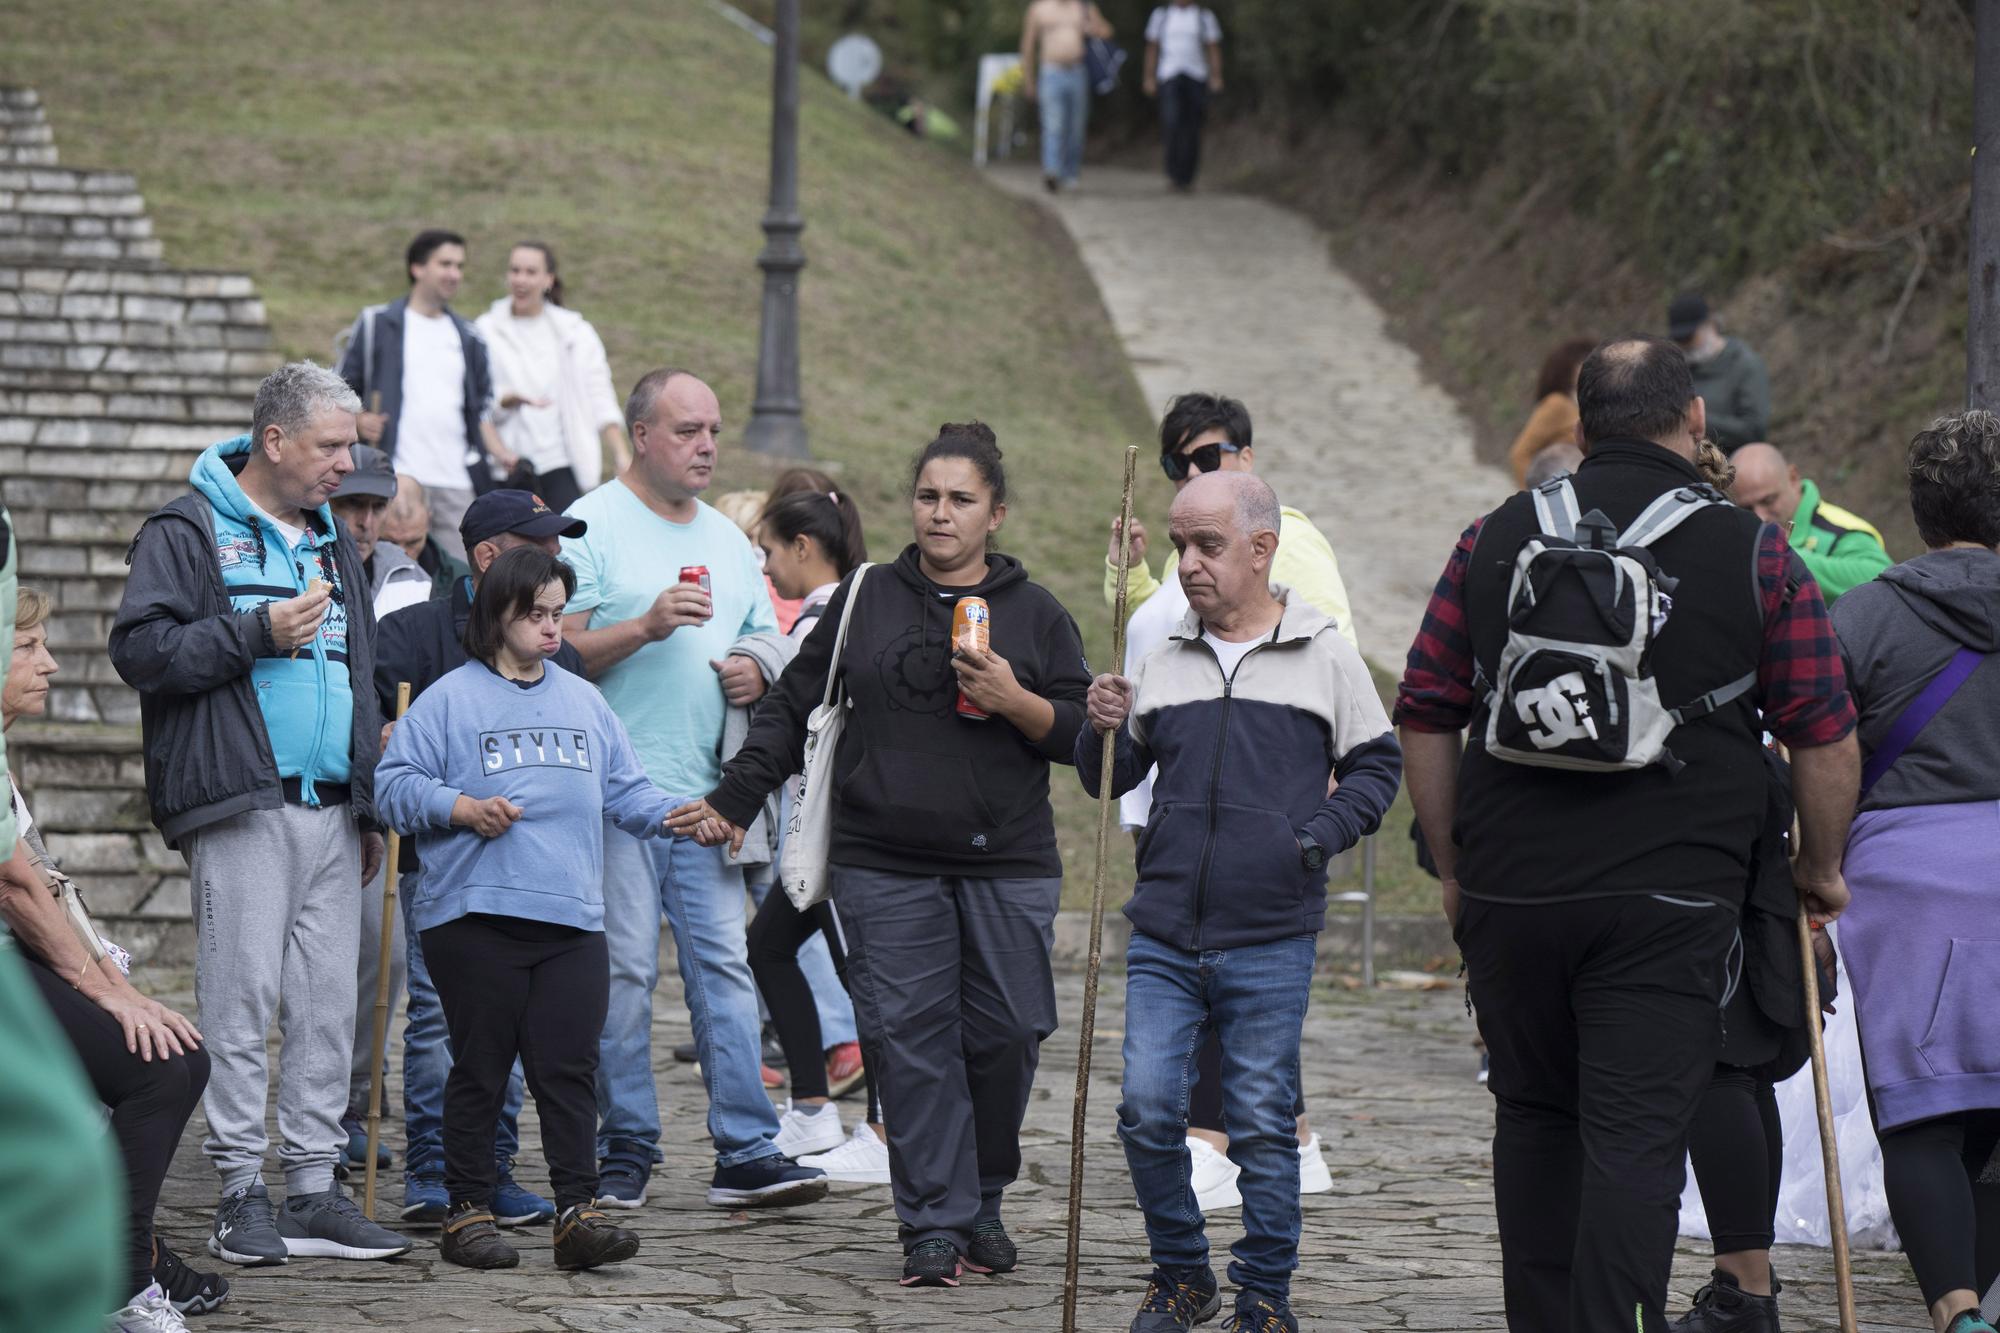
[995,164,1510,669]
[147,960,1919,1331]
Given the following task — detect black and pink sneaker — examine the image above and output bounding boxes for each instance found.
[899,1238,961,1288]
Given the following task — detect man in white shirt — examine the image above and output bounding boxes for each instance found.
[1143,1,1223,191]
[336,230,514,561]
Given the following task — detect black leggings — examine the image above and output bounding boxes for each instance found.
[21,948,209,1300]
[746,886,880,1124]
[1879,1110,2000,1307]
[1685,1065,1782,1255]
[422,914,607,1213]
[1189,1026,1305,1133]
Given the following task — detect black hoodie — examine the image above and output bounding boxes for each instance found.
[709,545,1092,878]
[1831,547,2000,813]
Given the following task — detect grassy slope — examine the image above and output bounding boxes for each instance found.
[3,0,1164,904]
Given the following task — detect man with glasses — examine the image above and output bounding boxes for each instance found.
[111,361,413,1269]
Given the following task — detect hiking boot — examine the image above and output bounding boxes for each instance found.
[110,1281,190,1333]
[493,1170,555,1226]
[825,1042,865,1099]
[400,1171,448,1225]
[553,1205,641,1271]
[1222,1296,1298,1333]
[152,1240,230,1315]
[208,1183,287,1267]
[799,1120,891,1184]
[1130,1265,1220,1331]
[965,1220,1018,1275]
[900,1237,961,1288]
[773,1100,846,1159]
[439,1204,519,1270]
[1670,1270,1782,1333]
[277,1187,414,1260]
[593,1158,650,1210]
[706,1153,828,1208]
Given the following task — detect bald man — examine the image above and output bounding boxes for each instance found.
[1081,471,1400,1333]
[1730,442,1891,601]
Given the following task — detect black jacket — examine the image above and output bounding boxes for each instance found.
[109,494,381,847]
[334,296,497,494]
[710,546,1091,878]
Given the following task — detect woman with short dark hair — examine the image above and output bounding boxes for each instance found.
[375,547,672,1275]
[1831,410,2000,1333]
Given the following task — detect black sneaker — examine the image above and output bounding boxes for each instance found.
[964,1220,1018,1275]
[1222,1296,1298,1333]
[208,1183,287,1267]
[706,1153,828,1209]
[439,1204,519,1270]
[1670,1270,1781,1333]
[1131,1265,1220,1331]
[152,1240,230,1315]
[276,1187,413,1260]
[899,1237,961,1288]
[553,1204,641,1271]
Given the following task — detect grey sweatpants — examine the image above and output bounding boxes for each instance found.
[828,864,1060,1252]
[186,803,363,1197]
[346,866,408,1127]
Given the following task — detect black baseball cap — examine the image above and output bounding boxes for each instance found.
[331,445,398,501]
[1667,292,1710,342]
[459,489,588,550]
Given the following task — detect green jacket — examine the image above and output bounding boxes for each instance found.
[1689,336,1770,451]
[1791,478,1891,601]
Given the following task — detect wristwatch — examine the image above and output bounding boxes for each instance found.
[1298,833,1325,872]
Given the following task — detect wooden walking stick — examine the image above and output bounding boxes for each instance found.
[364,681,411,1218]
[1062,443,1140,1333]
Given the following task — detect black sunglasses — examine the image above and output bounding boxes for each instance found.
[1160,440,1243,481]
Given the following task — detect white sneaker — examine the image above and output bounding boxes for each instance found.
[110,1282,190,1332]
[798,1120,891,1184]
[1298,1132,1333,1194]
[773,1099,846,1159]
[1187,1135,1242,1212]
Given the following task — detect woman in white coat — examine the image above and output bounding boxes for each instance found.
[475,242,630,514]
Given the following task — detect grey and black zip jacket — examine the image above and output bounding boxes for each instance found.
[1077,589,1401,951]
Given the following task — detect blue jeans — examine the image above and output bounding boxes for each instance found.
[596,825,780,1169]
[1038,61,1089,183]
[398,872,525,1178]
[744,865,856,1047]
[1118,929,1317,1306]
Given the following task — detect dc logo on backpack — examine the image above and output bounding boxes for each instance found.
[1480,476,1757,773]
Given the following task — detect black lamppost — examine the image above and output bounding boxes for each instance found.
[744,0,810,457]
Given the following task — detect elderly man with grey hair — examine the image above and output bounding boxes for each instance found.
[1079,471,1402,1333]
[111,360,412,1268]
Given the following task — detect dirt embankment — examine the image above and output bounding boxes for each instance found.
[1202,122,1966,559]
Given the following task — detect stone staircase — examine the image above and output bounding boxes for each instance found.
[0,88,280,963]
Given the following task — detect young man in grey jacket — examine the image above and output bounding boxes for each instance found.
[110,362,411,1268]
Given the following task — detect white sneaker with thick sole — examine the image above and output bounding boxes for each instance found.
[1298,1132,1334,1194]
[773,1099,846,1159]
[1188,1135,1242,1212]
[798,1120,892,1184]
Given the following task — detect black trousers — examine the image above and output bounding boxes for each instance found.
[1189,1025,1306,1132]
[1685,1065,1782,1255]
[21,946,209,1299]
[1878,1110,2000,1307]
[1460,893,1736,1333]
[1158,74,1210,187]
[745,885,880,1124]
[421,913,607,1213]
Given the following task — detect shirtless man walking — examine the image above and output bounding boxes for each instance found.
[1020,0,1114,192]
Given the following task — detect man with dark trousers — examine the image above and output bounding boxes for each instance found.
[1395,335,1861,1332]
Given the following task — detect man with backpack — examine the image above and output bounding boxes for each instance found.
[1143,1,1223,191]
[1394,336,1861,1332]
[1020,0,1115,192]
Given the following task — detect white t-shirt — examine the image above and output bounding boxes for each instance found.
[1146,5,1221,82]
[398,309,471,490]
[495,310,569,473]
[1202,627,1261,681]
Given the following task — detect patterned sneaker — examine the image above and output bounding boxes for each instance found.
[400,1171,448,1225]
[799,1121,892,1184]
[277,1187,414,1260]
[707,1153,828,1208]
[553,1205,641,1271]
[208,1183,287,1267]
[493,1170,555,1226]
[773,1100,846,1159]
[1130,1265,1220,1332]
[593,1158,650,1210]
[110,1281,190,1332]
[152,1240,230,1315]
[899,1237,961,1288]
[964,1220,1018,1275]
[439,1203,519,1270]
[1222,1296,1298,1332]
[1945,1313,2000,1333]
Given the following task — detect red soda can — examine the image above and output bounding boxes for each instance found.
[679,565,711,597]
[953,596,991,721]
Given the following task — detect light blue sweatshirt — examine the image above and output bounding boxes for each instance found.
[375,660,673,933]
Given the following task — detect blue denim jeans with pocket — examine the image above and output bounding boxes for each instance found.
[1038,61,1090,183]
[1118,929,1316,1306]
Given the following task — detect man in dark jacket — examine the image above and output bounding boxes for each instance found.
[370,489,585,1227]
[109,361,411,1268]
[1395,336,1860,1332]
[1081,471,1401,1333]
[1670,292,1771,452]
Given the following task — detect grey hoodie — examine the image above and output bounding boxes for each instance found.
[1831,547,2000,812]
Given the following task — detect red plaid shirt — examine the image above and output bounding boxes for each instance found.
[1394,519,1856,748]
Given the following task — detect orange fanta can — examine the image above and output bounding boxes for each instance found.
[953,597,991,721]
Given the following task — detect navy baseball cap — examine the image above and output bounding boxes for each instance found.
[331,445,398,501]
[1667,292,1710,342]
[459,489,588,550]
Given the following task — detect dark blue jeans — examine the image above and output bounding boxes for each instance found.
[1118,928,1316,1306]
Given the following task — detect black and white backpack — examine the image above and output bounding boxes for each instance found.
[1479,476,1758,773]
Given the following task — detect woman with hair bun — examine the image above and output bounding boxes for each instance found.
[671,422,1092,1288]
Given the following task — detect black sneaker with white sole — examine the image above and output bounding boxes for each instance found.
[705,1153,828,1209]
[153,1240,231,1314]
[208,1183,287,1267]
[277,1188,414,1260]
